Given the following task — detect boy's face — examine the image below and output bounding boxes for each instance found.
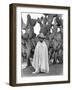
[39,38,44,42]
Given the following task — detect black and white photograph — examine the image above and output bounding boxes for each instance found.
[21,13,63,77]
[9,4,70,86]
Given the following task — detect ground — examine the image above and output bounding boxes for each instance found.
[21,64,63,77]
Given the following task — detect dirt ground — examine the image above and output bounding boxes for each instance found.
[21,64,63,77]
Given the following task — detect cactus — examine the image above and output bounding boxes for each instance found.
[21,14,63,65]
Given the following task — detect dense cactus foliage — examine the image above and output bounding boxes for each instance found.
[21,14,63,64]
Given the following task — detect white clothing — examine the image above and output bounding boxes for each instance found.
[32,41,49,73]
